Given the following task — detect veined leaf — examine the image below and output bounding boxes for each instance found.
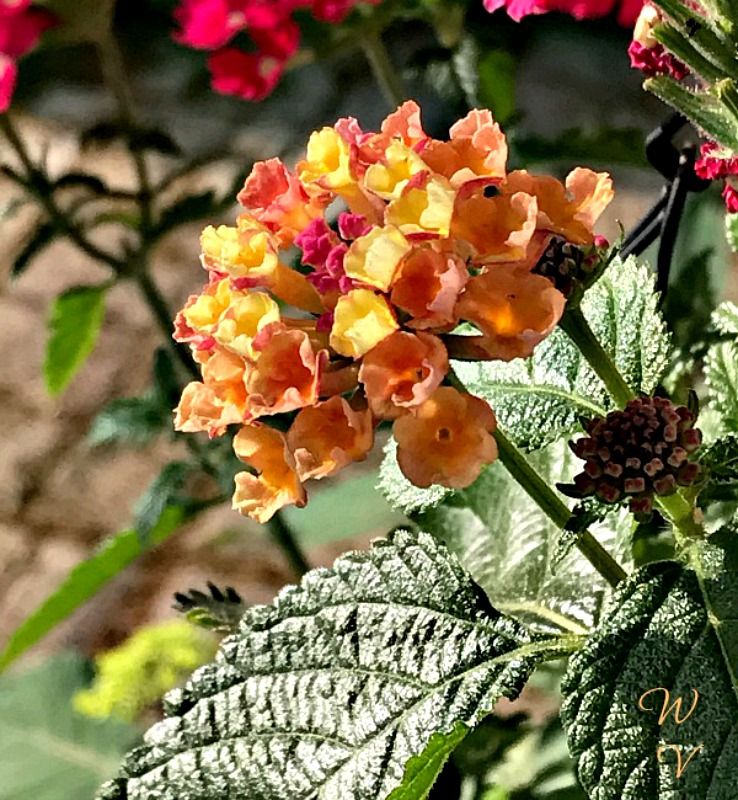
[454,256,671,451]
[713,300,738,336]
[0,653,139,800]
[98,530,574,800]
[133,461,193,542]
[561,560,738,799]
[705,340,738,432]
[0,507,185,672]
[412,440,632,635]
[44,285,107,395]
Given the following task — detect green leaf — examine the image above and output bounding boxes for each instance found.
[705,340,738,432]
[88,348,180,447]
[44,285,107,395]
[412,440,632,636]
[701,434,738,482]
[0,653,139,800]
[454,256,671,451]
[174,583,247,634]
[713,300,738,335]
[88,396,168,448]
[477,50,516,125]
[12,222,57,278]
[386,723,469,800]
[0,506,185,672]
[98,530,572,800]
[133,462,193,542]
[561,560,738,799]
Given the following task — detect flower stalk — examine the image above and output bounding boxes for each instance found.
[493,427,627,588]
[559,307,636,407]
[360,27,407,109]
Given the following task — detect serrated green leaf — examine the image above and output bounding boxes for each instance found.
[701,434,738,481]
[713,300,738,335]
[98,530,574,800]
[12,222,57,278]
[0,653,139,800]
[0,507,185,672]
[88,396,167,447]
[386,723,469,800]
[413,440,632,636]
[705,340,738,432]
[134,462,193,542]
[44,285,107,395]
[561,560,738,799]
[454,256,671,451]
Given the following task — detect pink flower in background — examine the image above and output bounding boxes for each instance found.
[484,0,643,25]
[174,0,379,102]
[0,1,54,112]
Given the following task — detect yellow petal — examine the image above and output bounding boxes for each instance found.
[343,225,411,291]
[329,288,398,359]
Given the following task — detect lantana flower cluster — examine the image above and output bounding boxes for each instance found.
[174,0,380,101]
[173,101,613,523]
[0,0,54,112]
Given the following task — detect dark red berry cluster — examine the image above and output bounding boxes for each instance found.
[560,395,702,516]
[532,237,596,298]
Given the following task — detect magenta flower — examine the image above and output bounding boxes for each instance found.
[483,0,643,25]
[0,2,54,112]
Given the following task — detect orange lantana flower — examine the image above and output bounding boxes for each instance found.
[359,331,449,419]
[394,386,498,489]
[245,325,324,417]
[456,264,566,360]
[390,245,468,331]
[287,396,374,480]
[232,425,306,523]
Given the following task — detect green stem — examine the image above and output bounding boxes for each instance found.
[135,269,200,381]
[361,28,407,109]
[95,32,154,234]
[0,115,123,269]
[494,428,627,588]
[559,308,636,408]
[268,511,311,579]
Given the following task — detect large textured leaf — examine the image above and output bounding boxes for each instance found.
[99,530,572,800]
[455,256,671,450]
[412,440,632,635]
[44,285,107,395]
[561,560,738,799]
[0,507,185,671]
[705,340,738,433]
[0,653,138,800]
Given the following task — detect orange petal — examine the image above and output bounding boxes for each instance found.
[359,331,449,419]
[232,424,306,523]
[287,396,374,481]
[456,264,566,360]
[393,386,497,489]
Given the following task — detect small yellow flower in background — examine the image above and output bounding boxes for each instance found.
[343,225,411,291]
[73,621,217,723]
[329,288,398,358]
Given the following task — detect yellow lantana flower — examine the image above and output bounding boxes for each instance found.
[364,141,427,200]
[330,288,398,358]
[386,175,456,237]
[343,225,411,291]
